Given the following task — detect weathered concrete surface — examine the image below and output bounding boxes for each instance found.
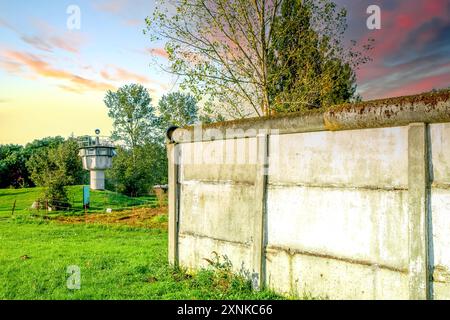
[179,182,255,244]
[324,91,450,131]
[172,113,325,143]
[430,123,450,186]
[407,123,429,300]
[178,233,252,273]
[265,247,409,299]
[179,138,257,166]
[251,134,268,290]
[269,127,408,188]
[171,90,450,144]
[168,90,450,300]
[179,138,258,183]
[267,186,409,270]
[431,189,450,299]
[433,264,450,299]
[431,190,450,269]
[167,143,179,265]
[430,123,450,299]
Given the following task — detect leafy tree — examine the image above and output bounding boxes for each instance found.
[0,145,28,188]
[158,92,199,127]
[145,0,372,118]
[24,138,84,209]
[107,143,167,196]
[44,174,71,210]
[0,137,66,188]
[268,0,370,112]
[104,84,168,196]
[104,84,159,148]
[24,136,65,154]
[26,138,84,187]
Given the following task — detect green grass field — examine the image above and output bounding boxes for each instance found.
[0,185,158,217]
[0,187,282,300]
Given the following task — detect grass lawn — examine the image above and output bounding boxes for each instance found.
[0,185,159,218]
[0,187,282,300]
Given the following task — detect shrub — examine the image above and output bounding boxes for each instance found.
[45,179,71,210]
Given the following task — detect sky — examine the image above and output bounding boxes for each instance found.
[0,0,449,145]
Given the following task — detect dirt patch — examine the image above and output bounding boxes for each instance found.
[54,206,168,229]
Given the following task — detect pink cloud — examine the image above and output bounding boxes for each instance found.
[146,47,169,59]
[350,0,450,99]
[0,49,115,92]
[48,36,82,54]
[100,66,150,83]
[383,72,450,98]
[1,17,86,54]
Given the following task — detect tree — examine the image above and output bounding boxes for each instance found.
[25,138,84,209]
[268,0,370,112]
[107,143,167,196]
[145,0,371,118]
[158,92,199,127]
[44,173,72,210]
[105,84,167,196]
[26,138,84,187]
[24,136,65,154]
[104,84,159,148]
[0,137,66,188]
[0,145,28,188]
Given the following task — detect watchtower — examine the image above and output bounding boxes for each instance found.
[78,130,116,190]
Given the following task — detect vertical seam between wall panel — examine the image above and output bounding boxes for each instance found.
[408,122,430,300]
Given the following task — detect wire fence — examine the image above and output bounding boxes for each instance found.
[3,187,167,220]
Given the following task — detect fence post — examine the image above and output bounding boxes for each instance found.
[11,200,16,216]
[408,122,430,300]
[168,142,180,266]
[252,133,269,290]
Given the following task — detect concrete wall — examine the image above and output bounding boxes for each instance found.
[167,90,450,300]
[177,138,258,273]
[430,123,450,299]
[265,127,410,299]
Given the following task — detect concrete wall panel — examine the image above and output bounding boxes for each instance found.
[179,138,258,183]
[178,233,252,273]
[430,123,450,185]
[434,282,450,300]
[180,164,257,184]
[269,127,408,188]
[179,182,256,244]
[431,189,450,278]
[265,248,408,299]
[266,186,409,270]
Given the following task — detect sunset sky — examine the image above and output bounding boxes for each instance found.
[1,0,449,144]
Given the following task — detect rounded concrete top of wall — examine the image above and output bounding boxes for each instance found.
[170,89,450,144]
